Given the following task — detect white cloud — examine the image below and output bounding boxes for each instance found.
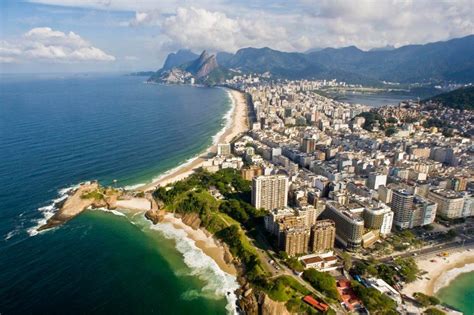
[138,7,295,52]
[25,1,474,52]
[0,27,115,63]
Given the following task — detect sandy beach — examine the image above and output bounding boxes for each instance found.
[139,88,249,192]
[161,213,237,276]
[402,248,474,297]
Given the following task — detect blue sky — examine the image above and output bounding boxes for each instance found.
[1,0,473,73]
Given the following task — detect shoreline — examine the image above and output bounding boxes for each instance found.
[139,88,249,192]
[161,213,237,276]
[402,248,474,297]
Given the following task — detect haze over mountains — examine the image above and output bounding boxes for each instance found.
[149,35,474,85]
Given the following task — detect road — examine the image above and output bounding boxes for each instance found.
[380,238,474,262]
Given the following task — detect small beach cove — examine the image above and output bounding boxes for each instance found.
[0,74,241,314]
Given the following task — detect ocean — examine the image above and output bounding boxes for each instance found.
[437,271,474,314]
[0,74,236,314]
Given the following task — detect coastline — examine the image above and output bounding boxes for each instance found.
[139,88,249,192]
[160,213,237,276]
[402,248,474,297]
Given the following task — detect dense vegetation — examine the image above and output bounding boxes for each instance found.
[413,292,440,307]
[351,281,397,314]
[425,86,474,110]
[352,257,419,285]
[356,111,385,131]
[424,308,446,315]
[153,168,268,283]
[302,269,340,301]
[152,168,335,313]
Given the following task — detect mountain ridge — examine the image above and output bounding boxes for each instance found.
[148,35,474,85]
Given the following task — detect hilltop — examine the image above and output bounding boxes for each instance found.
[424,86,474,110]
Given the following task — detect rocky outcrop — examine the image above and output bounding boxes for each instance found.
[178,212,201,230]
[259,293,291,315]
[195,54,218,78]
[145,208,165,224]
[37,182,101,231]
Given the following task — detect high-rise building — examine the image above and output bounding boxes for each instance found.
[391,189,414,229]
[251,175,288,210]
[241,166,263,181]
[320,201,365,249]
[279,225,310,257]
[411,196,437,227]
[378,185,393,205]
[309,220,336,253]
[301,137,316,153]
[427,189,465,219]
[217,143,231,156]
[367,172,387,190]
[363,204,394,236]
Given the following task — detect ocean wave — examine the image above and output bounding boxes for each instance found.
[92,207,127,217]
[147,153,201,186]
[149,221,239,315]
[212,89,235,145]
[128,88,235,191]
[27,184,79,236]
[4,227,21,241]
[434,262,474,293]
[122,183,146,190]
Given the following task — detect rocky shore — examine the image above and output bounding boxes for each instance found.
[37,182,152,232]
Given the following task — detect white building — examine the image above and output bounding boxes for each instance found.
[252,175,289,210]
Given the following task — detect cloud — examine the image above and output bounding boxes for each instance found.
[135,6,295,52]
[24,0,474,53]
[0,27,115,63]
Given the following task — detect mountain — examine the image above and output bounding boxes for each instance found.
[217,35,474,84]
[162,49,199,71]
[424,86,474,110]
[369,45,396,52]
[184,51,218,78]
[148,50,235,85]
[150,35,474,85]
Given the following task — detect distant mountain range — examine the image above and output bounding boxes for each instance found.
[148,35,474,85]
[424,86,474,110]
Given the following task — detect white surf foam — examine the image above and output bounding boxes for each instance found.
[129,88,236,191]
[27,184,79,236]
[434,262,474,293]
[149,221,239,315]
[4,227,21,241]
[212,89,236,145]
[92,207,127,217]
[122,183,146,190]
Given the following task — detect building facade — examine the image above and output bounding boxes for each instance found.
[251,175,289,210]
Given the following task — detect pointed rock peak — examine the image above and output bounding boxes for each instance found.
[199,50,210,60]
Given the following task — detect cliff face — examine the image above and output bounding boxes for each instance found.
[259,293,291,315]
[185,50,219,78]
[148,50,229,85]
[178,212,201,229]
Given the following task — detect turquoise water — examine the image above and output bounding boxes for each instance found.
[437,271,474,314]
[0,74,234,314]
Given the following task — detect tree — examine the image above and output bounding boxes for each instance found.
[387,117,398,124]
[341,252,353,270]
[385,126,398,136]
[424,308,446,315]
[414,292,440,307]
[351,281,397,314]
[302,269,340,301]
